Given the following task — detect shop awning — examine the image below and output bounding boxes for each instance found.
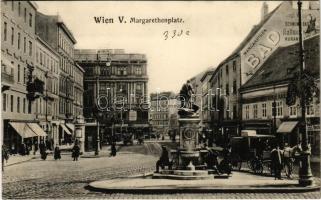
[9,122,37,138]
[60,124,72,135]
[27,123,47,137]
[277,121,298,133]
[66,123,75,132]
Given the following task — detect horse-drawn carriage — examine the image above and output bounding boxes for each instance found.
[230,130,298,177]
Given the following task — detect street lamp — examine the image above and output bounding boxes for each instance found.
[296,0,313,186]
[94,57,112,156]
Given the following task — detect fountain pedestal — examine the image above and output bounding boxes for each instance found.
[153,115,213,180]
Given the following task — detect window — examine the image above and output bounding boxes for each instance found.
[18,65,20,82]
[262,103,267,118]
[11,27,14,45]
[3,94,7,112]
[273,101,283,117]
[17,97,20,113]
[23,67,26,84]
[18,2,21,16]
[225,83,229,95]
[17,32,21,49]
[4,22,7,41]
[289,105,297,117]
[232,80,237,94]
[29,13,32,27]
[233,105,237,119]
[11,1,14,11]
[233,60,236,71]
[253,104,258,119]
[10,95,13,112]
[245,105,250,119]
[226,65,229,75]
[23,37,26,53]
[306,104,314,116]
[136,66,142,75]
[29,41,32,56]
[23,98,26,113]
[24,8,27,22]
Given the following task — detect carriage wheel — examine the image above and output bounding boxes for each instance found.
[254,162,263,174]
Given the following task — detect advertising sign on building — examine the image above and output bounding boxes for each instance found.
[129,110,137,121]
[240,2,320,84]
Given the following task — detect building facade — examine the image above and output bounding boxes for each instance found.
[150,92,178,138]
[35,12,84,148]
[34,36,60,148]
[241,35,320,156]
[1,1,49,154]
[74,49,148,151]
[206,1,319,147]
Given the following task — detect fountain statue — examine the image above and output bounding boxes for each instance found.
[153,81,213,180]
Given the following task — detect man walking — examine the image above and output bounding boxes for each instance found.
[271,145,283,180]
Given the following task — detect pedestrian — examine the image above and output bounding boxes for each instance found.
[155,146,171,173]
[39,141,47,160]
[72,143,80,161]
[54,145,61,160]
[110,142,117,157]
[2,144,9,171]
[271,145,283,180]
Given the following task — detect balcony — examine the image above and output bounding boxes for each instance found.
[1,72,14,84]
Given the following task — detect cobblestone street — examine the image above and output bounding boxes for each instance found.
[2,143,321,199]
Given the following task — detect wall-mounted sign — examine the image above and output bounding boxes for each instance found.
[240,2,320,85]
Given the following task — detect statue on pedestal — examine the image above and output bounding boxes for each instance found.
[178,80,199,118]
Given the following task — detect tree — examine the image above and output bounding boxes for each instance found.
[286,70,320,107]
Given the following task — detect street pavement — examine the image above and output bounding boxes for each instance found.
[2,142,321,199]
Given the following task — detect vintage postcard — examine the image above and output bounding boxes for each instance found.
[1,0,320,199]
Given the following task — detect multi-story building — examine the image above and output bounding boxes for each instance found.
[1,1,48,154]
[240,35,320,156]
[74,49,148,151]
[150,92,178,138]
[34,36,60,148]
[200,69,215,129]
[35,12,84,147]
[208,1,319,146]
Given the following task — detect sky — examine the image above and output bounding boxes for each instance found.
[35,1,281,94]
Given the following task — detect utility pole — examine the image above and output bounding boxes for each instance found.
[297,0,313,186]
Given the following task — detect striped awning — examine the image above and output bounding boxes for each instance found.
[27,123,47,137]
[60,124,72,135]
[9,122,37,138]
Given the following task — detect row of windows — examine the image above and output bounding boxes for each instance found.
[36,48,59,75]
[3,22,33,56]
[4,1,33,27]
[153,121,169,126]
[152,114,168,120]
[2,93,29,114]
[59,32,74,58]
[244,102,315,120]
[61,57,74,77]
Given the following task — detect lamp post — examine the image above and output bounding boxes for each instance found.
[297,0,313,186]
[94,55,112,155]
[95,65,101,156]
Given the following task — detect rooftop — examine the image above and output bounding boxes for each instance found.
[241,35,320,91]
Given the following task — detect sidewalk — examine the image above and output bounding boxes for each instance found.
[88,171,321,193]
[3,154,38,167]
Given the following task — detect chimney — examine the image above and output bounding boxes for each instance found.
[261,2,269,22]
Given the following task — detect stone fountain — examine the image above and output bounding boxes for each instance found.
[152,106,213,180]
